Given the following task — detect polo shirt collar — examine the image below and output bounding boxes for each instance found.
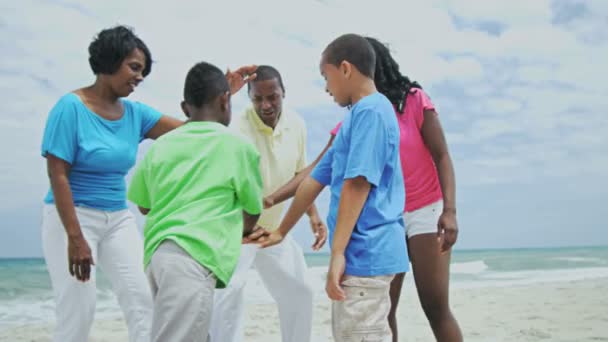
[246,107,289,137]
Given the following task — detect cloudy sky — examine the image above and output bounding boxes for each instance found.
[1,0,607,257]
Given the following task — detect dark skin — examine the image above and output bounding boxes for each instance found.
[264,108,460,341]
[263,135,335,207]
[47,48,257,282]
[258,58,379,302]
[405,109,461,342]
[137,93,262,237]
[245,78,328,250]
[248,78,283,129]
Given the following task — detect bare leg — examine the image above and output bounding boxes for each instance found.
[408,234,462,342]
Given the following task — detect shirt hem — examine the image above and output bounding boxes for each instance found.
[43,199,128,212]
[344,264,409,277]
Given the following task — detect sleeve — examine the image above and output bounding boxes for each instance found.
[41,96,78,164]
[343,109,389,187]
[135,102,163,141]
[412,89,436,130]
[311,147,333,186]
[127,155,152,209]
[234,142,263,215]
[330,121,343,136]
[296,121,308,172]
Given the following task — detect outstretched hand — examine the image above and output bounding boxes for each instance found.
[257,230,285,249]
[242,225,270,244]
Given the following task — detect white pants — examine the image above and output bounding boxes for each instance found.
[210,235,313,342]
[147,241,216,342]
[41,204,152,342]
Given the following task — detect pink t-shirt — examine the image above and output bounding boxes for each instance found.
[330,89,442,212]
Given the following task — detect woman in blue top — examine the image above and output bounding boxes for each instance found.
[40,26,256,342]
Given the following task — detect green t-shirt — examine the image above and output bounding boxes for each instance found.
[128,121,263,288]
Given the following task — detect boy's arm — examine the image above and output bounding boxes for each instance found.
[331,177,370,255]
[326,108,391,301]
[264,134,335,207]
[242,211,261,237]
[257,148,333,248]
[234,143,264,236]
[128,156,152,215]
[257,176,325,248]
[326,176,371,301]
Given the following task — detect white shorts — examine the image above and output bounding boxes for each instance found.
[404,200,443,239]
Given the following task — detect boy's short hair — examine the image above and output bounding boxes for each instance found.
[247,65,285,93]
[88,25,153,77]
[184,62,230,108]
[323,34,376,78]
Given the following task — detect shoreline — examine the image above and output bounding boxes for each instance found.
[2,277,607,341]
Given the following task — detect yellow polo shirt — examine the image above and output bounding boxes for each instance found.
[234,107,307,231]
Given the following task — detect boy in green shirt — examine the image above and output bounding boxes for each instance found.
[127,62,263,341]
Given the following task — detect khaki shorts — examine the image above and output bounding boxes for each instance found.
[332,275,394,342]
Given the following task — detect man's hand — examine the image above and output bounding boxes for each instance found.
[326,253,346,301]
[258,230,285,248]
[309,215,327,251]
[242,225,270,244]
[437,209,458,253]
[226,65,257,95]
[263,196,275,209]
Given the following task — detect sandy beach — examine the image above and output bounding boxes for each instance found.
[2,275,607,342]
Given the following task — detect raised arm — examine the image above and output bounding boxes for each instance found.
[234,144,264,237]
[145,65,259,140]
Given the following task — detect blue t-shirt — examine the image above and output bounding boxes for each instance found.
[311,92,408,276]
[41,93,162,211]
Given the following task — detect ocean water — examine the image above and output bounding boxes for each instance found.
[1,246,607,327]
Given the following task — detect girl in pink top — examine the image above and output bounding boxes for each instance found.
[265,37,461,342]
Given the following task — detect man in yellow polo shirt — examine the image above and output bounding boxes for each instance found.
[210,66,326,342]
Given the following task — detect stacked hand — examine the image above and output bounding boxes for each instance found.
[242,225,270,244]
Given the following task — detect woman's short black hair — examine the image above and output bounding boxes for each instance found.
[88,25,152,77]
[184,62,230,108]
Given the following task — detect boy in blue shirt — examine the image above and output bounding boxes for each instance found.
[255,34,408,342]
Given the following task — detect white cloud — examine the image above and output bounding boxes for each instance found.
[444,0,553,26]
[1,0,608,253]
